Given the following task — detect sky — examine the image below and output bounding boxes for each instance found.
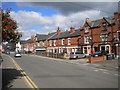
[2,1,119,40]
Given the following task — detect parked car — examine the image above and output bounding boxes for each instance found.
[14,52,21,57]
[70,52,85,59]
[2,51,10,54]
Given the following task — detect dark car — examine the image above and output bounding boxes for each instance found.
[3,51,10,55]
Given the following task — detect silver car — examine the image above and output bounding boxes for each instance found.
[70,52,85,59]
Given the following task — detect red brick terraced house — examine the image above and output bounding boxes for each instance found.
[20,36,36,53]
[80,12,120,58]
[47,27,82,55]
[35,32,56,55]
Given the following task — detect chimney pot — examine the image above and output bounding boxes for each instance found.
[70,27,75,33]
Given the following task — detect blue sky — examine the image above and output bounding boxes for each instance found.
[2,2,59,16]
[2,2,118,40]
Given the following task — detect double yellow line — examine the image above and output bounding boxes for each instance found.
[6,55,40,90]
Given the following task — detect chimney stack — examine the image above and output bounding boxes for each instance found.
[31,35,35,39]
[57,27,61,35]
[86,18,91,23]
[70,27,75,33]
[114,12,119,19]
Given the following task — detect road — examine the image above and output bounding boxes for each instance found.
[5,54,118,88]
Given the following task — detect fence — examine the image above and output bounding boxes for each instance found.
[38,52,66,59]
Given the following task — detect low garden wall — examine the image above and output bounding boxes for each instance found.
[88,55,106,63]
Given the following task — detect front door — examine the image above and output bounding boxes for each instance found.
[101,46,105,52]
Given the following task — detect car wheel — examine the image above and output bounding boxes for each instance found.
[76,56,78,59]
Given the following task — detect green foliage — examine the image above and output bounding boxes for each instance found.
[1,8,22,43]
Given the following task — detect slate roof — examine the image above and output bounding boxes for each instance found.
[88,19,101,28]
[49,29,81,40]
[36,32,56,41]
[87,16,115,28]
[104,16,115,24]
[20,39,34,44]
[20,40,27,44]
[27,39,34,43]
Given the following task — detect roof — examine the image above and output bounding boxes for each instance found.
[88,19,101,28]
[36,34,48,41]
[27,39,34,43]
[49,29,80,40]
[104,16,115,24]
[87,16,115,28]
[36,32,56,41]
[20,40,27,44]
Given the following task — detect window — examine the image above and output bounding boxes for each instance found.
[102,22,107,30]
[84,36,89,44]
[78,38,81,44]
[50,40,52,46]
[37,42,40,47]
[118,32,120,41]
[43,42,45,46]
[106,46,109,53]
[94,47,98,52]
[54,40,56,46]
[62,39,65,45]
[101,34,108,42]
[84,47,87,54]
[85,27,88,32]
[68,38,71,45]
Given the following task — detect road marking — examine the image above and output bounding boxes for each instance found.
[82,63,90,65]
[6,55,40,90]
[99,69,108,71]
[103,72,110,74]
[93,70,99,72]
[114,74,119,76]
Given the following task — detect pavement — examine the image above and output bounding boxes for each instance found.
[69,58,119,71]
[1,54,31,90]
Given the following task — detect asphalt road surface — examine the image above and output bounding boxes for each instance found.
[9,54,118,88]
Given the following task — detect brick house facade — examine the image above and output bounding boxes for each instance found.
[80,12,120,58]
[35,33,56,55]
[47,27,81,54]
[21,36,36,53]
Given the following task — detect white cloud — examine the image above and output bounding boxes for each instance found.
[10,10,105,40]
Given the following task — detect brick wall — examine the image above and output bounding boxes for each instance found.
[88,55,106,63]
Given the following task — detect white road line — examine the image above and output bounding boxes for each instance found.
[93,70,99,72]
[99,69,108,71]
[114,74,119,76]
[103,72,110,74]
[82,63,90,65]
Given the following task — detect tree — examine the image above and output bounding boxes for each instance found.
[0,8,22,43]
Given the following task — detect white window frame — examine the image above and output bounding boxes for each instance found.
[84,36,89,44]
[102,22,107,30]
[43,42,45,46]
[50,40,52,46]
[68,38,71,45]
[37,42,40,47]
[54,40,56,46]
[62,39,65,45]
[101,34,108,42]
[85,27,88,32]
